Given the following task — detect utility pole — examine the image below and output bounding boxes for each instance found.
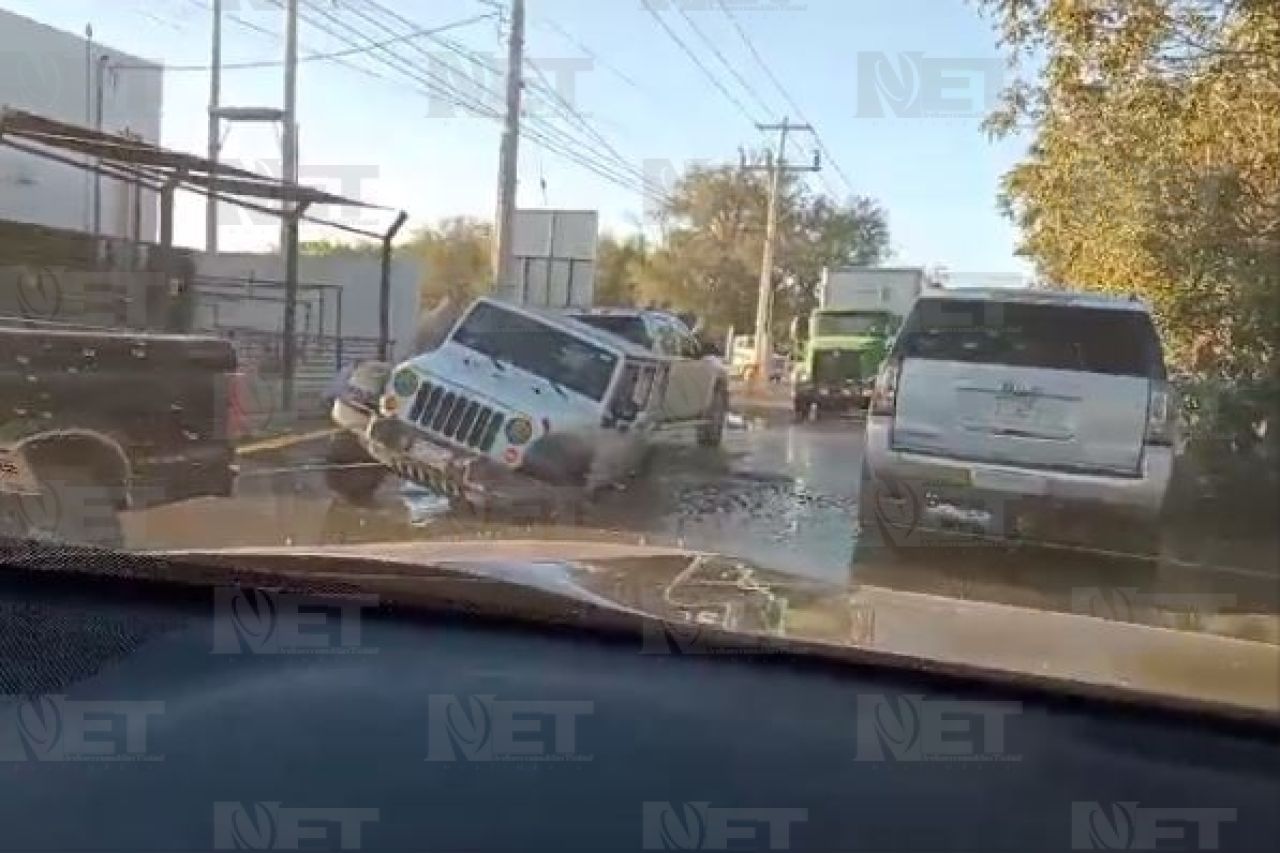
[743,118,820,390]
[281,0,300,253]
[206,0,222,253]
[491,0,525,302]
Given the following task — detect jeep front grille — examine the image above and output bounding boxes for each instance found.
[408,382,504,452]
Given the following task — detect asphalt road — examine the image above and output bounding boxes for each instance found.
[121,411,1280,641]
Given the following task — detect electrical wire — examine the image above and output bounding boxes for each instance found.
[640,0,762,127]
[671,4,774,119]
[314,0,673,206]
[116,14,494,71]
[280,0,671,206]
[714,0,855,196]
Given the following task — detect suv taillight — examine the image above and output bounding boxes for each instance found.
[1144,379,1177,446]
[869,357,902,417]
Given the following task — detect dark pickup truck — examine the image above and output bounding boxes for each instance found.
[1,322,238,547]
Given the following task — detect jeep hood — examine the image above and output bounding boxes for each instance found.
[158,539,1280,725]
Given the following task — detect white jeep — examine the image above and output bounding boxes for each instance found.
[327,298,726,509]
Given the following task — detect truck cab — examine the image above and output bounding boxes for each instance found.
[793,310,898,418]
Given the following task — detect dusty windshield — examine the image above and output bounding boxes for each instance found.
[451,301,617,401]
[0,0,1277,704]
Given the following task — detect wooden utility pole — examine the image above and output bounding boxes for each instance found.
[491,0,526,302]
[280,0,300,253]
[742,119,820,390]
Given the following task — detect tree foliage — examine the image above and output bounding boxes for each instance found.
[408,216,493,306]
[631,162,890,333]
[977,0,1280,379]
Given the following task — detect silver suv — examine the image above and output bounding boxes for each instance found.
[859,289,1175,558]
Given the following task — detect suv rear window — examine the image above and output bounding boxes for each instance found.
[896,298,1166,379]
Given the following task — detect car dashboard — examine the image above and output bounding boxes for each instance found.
[1,563,1276,853]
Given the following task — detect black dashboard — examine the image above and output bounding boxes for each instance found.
[1,567,1277,852]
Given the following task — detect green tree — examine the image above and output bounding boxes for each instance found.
[978,0,1280,379]
[639,160,890,334]
[408,216,493,305]
[595,233,649,306]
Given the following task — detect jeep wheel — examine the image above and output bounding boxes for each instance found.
[1,461,124,549]
[697,386,728,448]
[324,432,387,505]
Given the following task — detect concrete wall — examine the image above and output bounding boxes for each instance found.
[193,251,422,362]
[0,9,162,240]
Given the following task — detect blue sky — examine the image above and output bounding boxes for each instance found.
[4,0,1032,274]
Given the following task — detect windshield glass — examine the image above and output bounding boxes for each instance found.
[898,300,1167,378]
[2,0,1276,723]
[452,302,618,401]
[814,312,895,337]
[571,315,652,349]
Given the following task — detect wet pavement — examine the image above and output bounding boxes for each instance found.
[120,411,1280,642]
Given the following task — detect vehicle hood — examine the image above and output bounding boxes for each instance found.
[163,539,1280,725]
[405,341,602,425]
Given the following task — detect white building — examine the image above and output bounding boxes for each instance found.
[0,9,162,240]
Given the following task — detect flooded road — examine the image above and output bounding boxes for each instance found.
[121,411,1280,642]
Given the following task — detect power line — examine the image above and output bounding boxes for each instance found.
[535,16,652,100]
[714,0,856,196]
[117,14,494,71]
[283,0,671,206]
[640,0,762,127]
[670,4,774,119]
[331,0,672,205]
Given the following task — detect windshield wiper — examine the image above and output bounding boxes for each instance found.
[486,352,507,372]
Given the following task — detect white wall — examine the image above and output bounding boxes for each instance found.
[194,251,422,362]
[0,9,162,240]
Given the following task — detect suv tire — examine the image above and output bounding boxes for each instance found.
[324,432,387,505]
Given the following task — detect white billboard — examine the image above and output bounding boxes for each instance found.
[511,209,597,308]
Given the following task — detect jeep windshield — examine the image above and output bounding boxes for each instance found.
[451,301,618,401]
[814,312,895,337]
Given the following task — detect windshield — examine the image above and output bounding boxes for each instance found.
[814,312,895,337]
[571,314,652,349]
[2,0,1277,724]
[452,302,618,401]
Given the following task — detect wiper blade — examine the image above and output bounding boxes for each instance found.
[486,352,507,372]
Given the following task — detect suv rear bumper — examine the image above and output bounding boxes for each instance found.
[862,415,1172,552]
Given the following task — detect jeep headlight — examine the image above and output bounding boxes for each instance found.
[505,416,534,445]
[391,367,420,397]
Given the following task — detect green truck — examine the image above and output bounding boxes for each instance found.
[792,267,926,419]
